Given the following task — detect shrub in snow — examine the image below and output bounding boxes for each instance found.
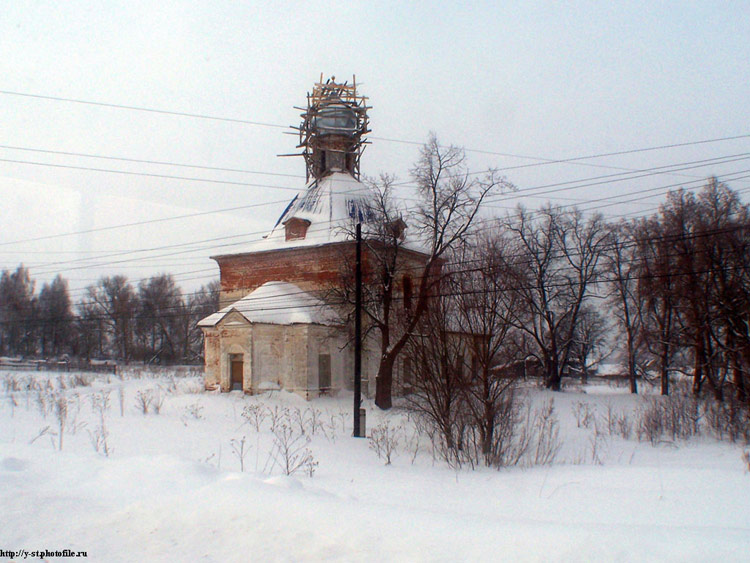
[402,421,421,465]
[369,420,401,465]
[616,412,633,440]
[53,393,68,451]
[135,389,161,415]
[572,400,596,429]
[230,436,250,472]
[3,374,21,392]
[87,390,113,456]
[587,430,606,465]
[89,390,112,415]
[185,401,204,420]
[36,389,52,418]
[165,376,178,394]
[151,389,165,414]
[291,407,309,436]
[474,388,524,468]
[599,402,632,440]
[241,403,267,432]
[88,420,112,457]
[304,407,326,437]
[636,398,664,445]
[705,395,750,443]
[329,410,348,437]
[529,399,562,467]
[267,405,290,433]
[407,382,564,469]
[29,425,52,446]
[269,422,317,477]
[7,392,18,417]
[71,373,92,387]
[635,392,707,445]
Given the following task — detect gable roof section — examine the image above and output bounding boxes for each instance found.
[198,281,341,328]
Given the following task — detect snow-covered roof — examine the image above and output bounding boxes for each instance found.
[211,171,430,260]
[198,281,341,328]
[240,172,373,252]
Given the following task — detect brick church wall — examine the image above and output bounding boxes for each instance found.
[213,242,356,308]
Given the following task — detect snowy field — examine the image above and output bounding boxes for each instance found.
[1,369,749,562]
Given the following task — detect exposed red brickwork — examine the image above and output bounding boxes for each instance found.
[213,242,433,308]
[214,242,355,307]
[284,218,311,241]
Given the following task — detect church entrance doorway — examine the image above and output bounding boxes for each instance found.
[318,353,331,392]
[230,354,244,391]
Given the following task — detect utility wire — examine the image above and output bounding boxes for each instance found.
[24,166,750,276]
[0,157,302,192]
[5,148,747,254]
[0,143,306,180]
[10,201,748,311]
[6,257,750,328]
[2,88,748,171]
[0,198,291,247]
[0,90,288,129]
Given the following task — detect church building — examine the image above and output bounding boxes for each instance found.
[199,77,406,398]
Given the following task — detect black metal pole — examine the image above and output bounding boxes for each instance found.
[353,222,362,437]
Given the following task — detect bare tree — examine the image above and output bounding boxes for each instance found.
[0,265,37,356]
[691,179,750,403]
[636,214,680,395]
[38,274,73,357]
[75,295,107,360]
[338,135,512,409]
[504,206,609,390]
[83,276,136,361]
[453,232,523,465]
[135,274,182,363]
[183,280,220,361]
[635,178,750,402]
[406,292,469,464]
[605,222,644,392]
[568,304,609,385]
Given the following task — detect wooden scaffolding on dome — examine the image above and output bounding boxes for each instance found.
[286,74,371,182]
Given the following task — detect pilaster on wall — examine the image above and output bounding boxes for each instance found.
[202,329,221,390]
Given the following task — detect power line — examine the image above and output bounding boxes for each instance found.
[2,88,747,173]
[5,256,749,328]
[482,154,750,209]
[0,198,291,247]
[0,90,288,129]
[22,169,750,279]
[381,133,750,175]
[0,157,302,192]
[6,147,746,255]
[0,143,306,180]
[16,197,749,309]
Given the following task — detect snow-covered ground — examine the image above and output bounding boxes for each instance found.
[1,369,749,562]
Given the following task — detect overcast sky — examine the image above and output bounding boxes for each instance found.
[1,1,748,299]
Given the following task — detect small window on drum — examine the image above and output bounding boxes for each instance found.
[284,217,311,241]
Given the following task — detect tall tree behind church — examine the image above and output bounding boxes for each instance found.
[38,274,73,357]
[356,136,513,409]
[0,265,37,356]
